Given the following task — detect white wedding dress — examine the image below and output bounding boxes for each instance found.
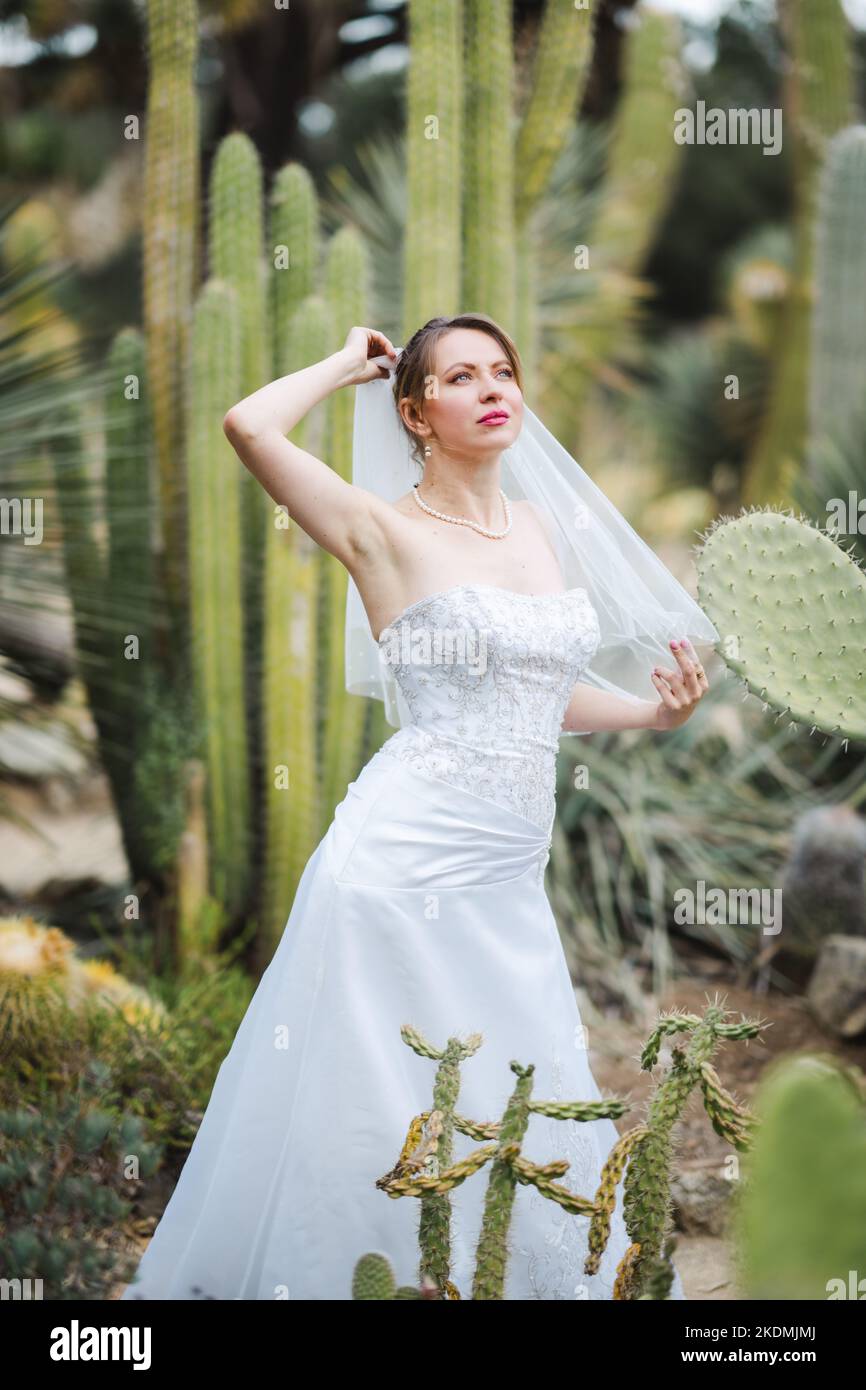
[121,583,685,1301]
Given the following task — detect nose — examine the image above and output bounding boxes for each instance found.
[479,373,504,399]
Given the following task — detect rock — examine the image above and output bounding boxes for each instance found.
[807,935,866,1039]
[0,719,88,779]
[670,1167,735,1237]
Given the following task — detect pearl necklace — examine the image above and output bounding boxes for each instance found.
[412,482,512,539]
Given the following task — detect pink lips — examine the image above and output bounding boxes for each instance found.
[479,412,509,424]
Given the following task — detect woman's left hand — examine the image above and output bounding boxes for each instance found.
[651,638,710,730]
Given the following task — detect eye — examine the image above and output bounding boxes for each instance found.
[449,367,513,383]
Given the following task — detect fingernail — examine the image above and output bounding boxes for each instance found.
[670,639,678,649]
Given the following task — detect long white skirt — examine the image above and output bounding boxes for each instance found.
[120,752,685,1301]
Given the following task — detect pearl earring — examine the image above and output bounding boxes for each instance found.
[424,445,432,458]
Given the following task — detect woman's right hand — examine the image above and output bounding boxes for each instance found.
[341,326,399,386]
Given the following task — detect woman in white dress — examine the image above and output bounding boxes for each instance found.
[120,315,714,1301]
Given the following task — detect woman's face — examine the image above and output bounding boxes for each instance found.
[405,327,523,459]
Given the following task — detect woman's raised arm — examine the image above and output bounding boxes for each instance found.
[222,327,398,569]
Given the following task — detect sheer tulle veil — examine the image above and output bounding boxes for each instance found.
[345,348,720,734]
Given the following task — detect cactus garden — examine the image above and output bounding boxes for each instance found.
[1,0,866,1331]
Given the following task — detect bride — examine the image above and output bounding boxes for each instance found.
[120,314,715,1301]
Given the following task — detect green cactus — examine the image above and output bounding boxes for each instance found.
[566,6,686,421]
[175,759,224,968]
[734,1054,866,1300]
[808,126,866,471]
[208,131,271,912]
[258,298,325,960]
[389,1026,486,1297]
[321,228,370,826]
[513,0,596,232]
[208,131,271,614]
[142,0,200,624]
[511,0,597,385]
[462,0,516,325]
[743,0,854,506]
[259,166,323,950]
[375,1026,629,1301]
[403,0,464,336]
[351,1251,433,1300]
[186,279,251,917]
[269,163,318,373]
[693,507,866,746]
[586,1000,763,1298]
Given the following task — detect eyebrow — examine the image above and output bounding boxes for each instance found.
[444,359,511,373]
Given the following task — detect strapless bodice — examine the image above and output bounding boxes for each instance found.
[375,583,601,835]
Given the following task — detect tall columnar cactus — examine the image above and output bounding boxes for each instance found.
[260,164,323,951]
[513,0,597,232]
[743,0,854,506]
[208,132,273,936]
[733,1055,866,1300]
[567,6,685,421]
[511,0,597,384]
[209,132,270,404]
[807,126,866,471]
[176,759,223,971]
[186,279,251,918]
[100,328,160,884]
[462,0,516,325]
[403,0,464,335]
[587,1001,762,1298]
[143,0,200,627]
[693,507,866,746]
[258,296,326,961]
[321,228,371,827]
[269,163,319,378]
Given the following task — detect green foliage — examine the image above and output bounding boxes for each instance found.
[0,1060,162,1300]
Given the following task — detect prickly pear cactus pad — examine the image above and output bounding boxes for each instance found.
[693,507,866,746]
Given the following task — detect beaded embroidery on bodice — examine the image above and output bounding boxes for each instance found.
[376,584,601,834]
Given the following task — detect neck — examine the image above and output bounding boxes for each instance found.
[418,459,505,530]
